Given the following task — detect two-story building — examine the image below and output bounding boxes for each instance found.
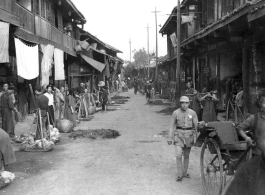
[0,0,123,117]
[160,0,265,114]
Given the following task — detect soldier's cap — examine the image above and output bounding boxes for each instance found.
[180,96,189,103]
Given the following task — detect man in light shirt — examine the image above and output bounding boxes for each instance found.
[44,85,55,126]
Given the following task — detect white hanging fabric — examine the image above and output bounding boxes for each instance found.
[15,38,39,80]
[54,48,65,81]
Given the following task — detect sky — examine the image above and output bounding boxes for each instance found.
[72,0,178,62]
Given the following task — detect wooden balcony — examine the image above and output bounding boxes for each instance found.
[8,2,76,54]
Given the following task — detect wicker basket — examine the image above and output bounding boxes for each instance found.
[57,119,74,133]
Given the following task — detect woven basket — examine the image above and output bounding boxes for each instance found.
[57,119,74,133]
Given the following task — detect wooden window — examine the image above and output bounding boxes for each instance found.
[41,0,45,18]
[207,0,215,24]
[35,0,40,15]
[46,1,50,21]
[57,11,63,31]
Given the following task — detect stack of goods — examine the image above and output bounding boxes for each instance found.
[13,131,58,152]
[0,171,15,189]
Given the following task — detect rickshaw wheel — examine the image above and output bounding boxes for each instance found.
[201,138,224,195]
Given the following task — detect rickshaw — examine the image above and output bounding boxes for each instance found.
[195,121,253,195]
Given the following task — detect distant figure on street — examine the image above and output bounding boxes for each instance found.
[44,85,55,126]
[201,91,219,123]
[0,83,16,137]
[133,78,139,95]
[145,81,152,103]
[168,96,198,182]
[35,86,49,139]
[98,81,108,112]
[64,89,77,127]
[185,82,195,109]
[77,83,85,95]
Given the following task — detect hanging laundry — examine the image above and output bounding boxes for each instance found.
[0,22,10,63]
[40,44,54,86]
[105,58,110,78]
[15,38,39,80]
[181,16,194,25]
[54,48,65,81]
[170,33,177,48]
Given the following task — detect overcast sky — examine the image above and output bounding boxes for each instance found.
[72,0,178,62]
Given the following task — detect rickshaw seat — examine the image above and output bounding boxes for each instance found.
[207,121,238,144]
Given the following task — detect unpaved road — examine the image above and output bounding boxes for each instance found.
[1,90,204,195]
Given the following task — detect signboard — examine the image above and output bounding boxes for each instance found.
[203,67,211,77]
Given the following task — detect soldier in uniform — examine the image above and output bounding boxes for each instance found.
[168,96,198,182]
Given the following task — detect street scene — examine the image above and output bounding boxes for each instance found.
[1,0,265,195]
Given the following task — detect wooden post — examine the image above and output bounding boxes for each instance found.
[242,39,249,113]
[176,0,181,101]
[206,54,210,91]
[193,56,196,89]
[216,49,221,108]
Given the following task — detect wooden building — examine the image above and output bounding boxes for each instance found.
[160,0,265,114]
[0,0,123,117]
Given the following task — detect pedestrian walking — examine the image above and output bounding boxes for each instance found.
[168,96,198,182]
[98,81,108,112]
[133,78,139,95]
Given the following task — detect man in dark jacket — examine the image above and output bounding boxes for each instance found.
[35,86,49,139]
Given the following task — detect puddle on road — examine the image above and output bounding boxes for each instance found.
[69,129,120,140]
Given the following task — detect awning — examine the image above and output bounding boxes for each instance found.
[81,54,105,72]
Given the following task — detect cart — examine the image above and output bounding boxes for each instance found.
[195,121,253,195]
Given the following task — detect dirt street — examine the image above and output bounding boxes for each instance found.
[1,90,204,195]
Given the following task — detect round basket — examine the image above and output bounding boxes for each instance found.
[57,119,74,133]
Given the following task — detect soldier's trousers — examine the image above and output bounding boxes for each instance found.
[175,146,191,177]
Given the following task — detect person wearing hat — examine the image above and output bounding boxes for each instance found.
[35,86,49,139]
[168,96,198,182]
[77,83,85,95]
[0,83,16,137]
[98,81,108,112]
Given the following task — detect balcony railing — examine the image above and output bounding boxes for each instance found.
[14,3,76,52]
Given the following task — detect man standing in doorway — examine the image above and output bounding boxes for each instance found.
[168,96,198,182]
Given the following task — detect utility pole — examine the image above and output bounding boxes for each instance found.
[152,7,160,82]
[146,24,150,80]
[176,0,181,101]
[129,38,132,63]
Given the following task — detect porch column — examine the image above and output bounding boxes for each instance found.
[216,51,221,108]
[193,56,196,89]
[242,39,249,113]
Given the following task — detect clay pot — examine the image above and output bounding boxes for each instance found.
[57,119,74,133]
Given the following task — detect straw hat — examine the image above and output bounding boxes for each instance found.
[98,81,105,87]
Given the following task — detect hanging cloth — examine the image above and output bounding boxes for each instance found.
[15,38,39,80]
[40,44,54,86]
[0,22,10,63]
[105,57,110,78]
[54,48,65,81]
[181,16,194,25]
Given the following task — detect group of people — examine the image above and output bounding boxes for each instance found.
[185,82,219,123]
